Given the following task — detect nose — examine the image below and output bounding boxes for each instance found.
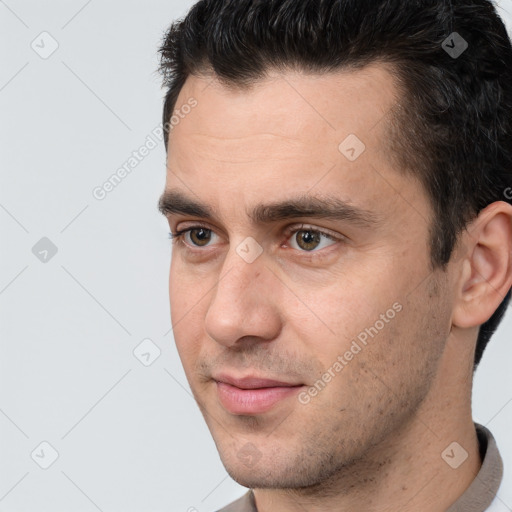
[204,245,282,348]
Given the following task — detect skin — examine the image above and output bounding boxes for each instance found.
[161,63,512,511]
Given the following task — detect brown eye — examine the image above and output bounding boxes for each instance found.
[189,228,212,247]
[295,230,322,251]
[287,227,339,253]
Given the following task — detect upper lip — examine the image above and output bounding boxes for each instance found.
[213,373,303,389]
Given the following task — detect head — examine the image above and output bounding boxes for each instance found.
[158,0,512,491]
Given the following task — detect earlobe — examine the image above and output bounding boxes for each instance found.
[452,201,512,329]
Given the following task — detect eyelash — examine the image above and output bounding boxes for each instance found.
[168,223,342,256]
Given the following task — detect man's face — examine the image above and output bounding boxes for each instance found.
[163,64,455,489]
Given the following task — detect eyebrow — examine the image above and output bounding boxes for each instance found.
[158,189,381,228]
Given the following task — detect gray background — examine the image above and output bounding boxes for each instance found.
[1,1,511,511]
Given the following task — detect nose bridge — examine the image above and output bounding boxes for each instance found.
[204,242,281,345]
[217,234,269,295]
[212,241,267,314]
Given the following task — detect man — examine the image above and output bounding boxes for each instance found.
[157,0,512,510]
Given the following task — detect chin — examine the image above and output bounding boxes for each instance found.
[216,442,285,488]
[218,446,322,490]
[222,462,289,489]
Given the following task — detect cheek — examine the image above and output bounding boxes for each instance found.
[169,255,211,318]
[169,259,209,362]
[294,276,395,356]
[297,272,436,397]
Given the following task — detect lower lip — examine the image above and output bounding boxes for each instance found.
[216,381,304,415]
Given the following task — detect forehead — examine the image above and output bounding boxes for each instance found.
[168,63,400,159]
[164,63,429,230]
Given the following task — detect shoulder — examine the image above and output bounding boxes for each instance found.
[215,490,256,512]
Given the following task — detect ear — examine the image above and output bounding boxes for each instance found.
[452,201,512,329]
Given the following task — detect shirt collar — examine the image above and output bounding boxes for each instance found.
[446,423,503,511]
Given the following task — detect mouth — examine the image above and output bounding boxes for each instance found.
[213,374,305,415]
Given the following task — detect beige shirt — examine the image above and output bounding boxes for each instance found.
[217,424,503,512]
